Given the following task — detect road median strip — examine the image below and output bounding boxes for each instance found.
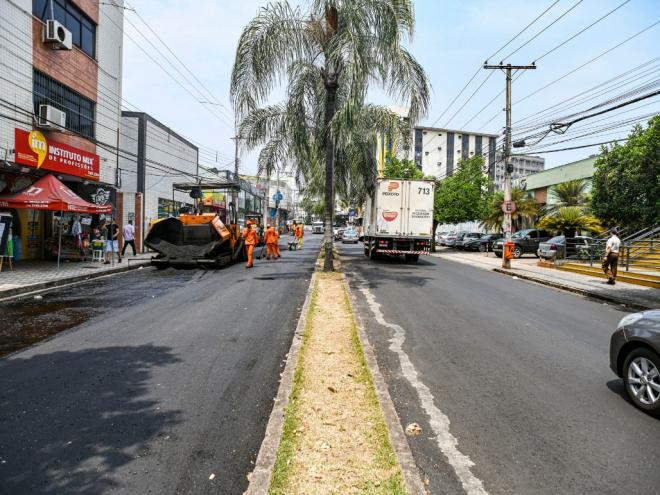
[248,243,418,494]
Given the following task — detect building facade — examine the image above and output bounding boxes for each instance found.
[118,111,198,251]
[0,0,123,260]
[517,155,596,207]
[407,126,499,181]
[493,151,545,191]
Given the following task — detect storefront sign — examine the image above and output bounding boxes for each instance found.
[14,129,100,181]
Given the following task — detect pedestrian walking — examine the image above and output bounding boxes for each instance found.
[295,222,304,250]
[121,220,136,257]
[602,228,621,284]
[242,219,259,268]
[104,218,122,264]
[265,224,278,260]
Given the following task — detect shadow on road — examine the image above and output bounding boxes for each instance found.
[0,345,182,494]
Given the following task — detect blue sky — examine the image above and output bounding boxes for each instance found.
[122,0,660,174]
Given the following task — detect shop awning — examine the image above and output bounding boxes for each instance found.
[0,174,111,214]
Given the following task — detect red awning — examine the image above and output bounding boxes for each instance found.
[0,174,111,213]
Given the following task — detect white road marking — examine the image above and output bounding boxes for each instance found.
[355,275,488,495]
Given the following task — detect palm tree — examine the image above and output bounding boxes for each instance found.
[546,179,590,215]
[231,1,430,271]
[537,206,603,238]
[481,188,539,233]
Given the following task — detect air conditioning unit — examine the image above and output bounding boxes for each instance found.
[44,20,72,50]
[38,105,67,129]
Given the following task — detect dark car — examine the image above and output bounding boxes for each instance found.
[610,310,660,416]
[457,232,482,250]
[537,235,593,260]
[492,229,552,258]
[464,233,502,252]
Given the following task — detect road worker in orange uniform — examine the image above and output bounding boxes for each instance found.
[265,224,278,260]
[242,220,259,268]
[295,222,304,250]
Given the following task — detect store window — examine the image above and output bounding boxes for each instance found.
[157,198,193,218]
[33,69,96,139]
[33,0,96,58]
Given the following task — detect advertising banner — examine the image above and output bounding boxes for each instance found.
[14,128,100,181]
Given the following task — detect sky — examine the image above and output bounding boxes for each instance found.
[120,0,660,175]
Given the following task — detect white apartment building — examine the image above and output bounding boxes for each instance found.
[119,111,199,250]
[493,151,545,191]
[409,126,499,180]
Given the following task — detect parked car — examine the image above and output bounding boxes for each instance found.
[464,233,502,252]
[537,235,594,260]
[610,310,660,416]
[457,232,483,250]
[446,231,466,248]
[435,231,449,244]
[492,229,552,258]
[341,228,359,244]
[333,227,345,241]
[438,232,453,246]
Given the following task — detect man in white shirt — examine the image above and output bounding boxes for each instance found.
[121,220,136,257]
[602,229,621,284]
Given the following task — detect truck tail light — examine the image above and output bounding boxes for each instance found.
[378,240,388,247]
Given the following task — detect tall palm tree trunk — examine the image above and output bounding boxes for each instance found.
[323,81,337,272]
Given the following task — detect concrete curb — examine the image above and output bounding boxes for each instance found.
[492,268,652,311]
[245,271,317,495]
[343,273,427,495]
[0,260,152,301]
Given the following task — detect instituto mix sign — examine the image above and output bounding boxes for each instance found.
[14,128,100,181]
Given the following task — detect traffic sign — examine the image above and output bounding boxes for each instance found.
[273,192,283,202]
[501,200,517,214]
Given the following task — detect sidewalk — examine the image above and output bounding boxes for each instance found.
[0,254,152,299]
[431,249,659,311]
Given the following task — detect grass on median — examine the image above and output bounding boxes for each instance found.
[269,272,406,495]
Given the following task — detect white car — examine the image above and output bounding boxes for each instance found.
[341,229,359,243]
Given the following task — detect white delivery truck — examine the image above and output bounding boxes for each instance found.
[363,178,435,263]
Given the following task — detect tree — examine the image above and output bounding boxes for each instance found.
[434,156,493,225]
[546,179,590,215]
[591,116,660,232]
[231,1,430,271]
[382,155,425,180]
[481,188,538,233]
[537,206,603,238]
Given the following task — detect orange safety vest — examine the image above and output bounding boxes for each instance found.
[265,227,278,244]
[243,227,259,246]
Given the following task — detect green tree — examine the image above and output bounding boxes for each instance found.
[546,179,591,215]
[231,1,430,271]
[382,155,425,180]
[537,206,603,238]
[434,156,493,225]
[591,116,660,232]
[481,188,539,233]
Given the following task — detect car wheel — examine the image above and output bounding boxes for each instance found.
[513,246,523,259]
[478,244,486,253]
[494,252,502,258]
[623,348,660,416]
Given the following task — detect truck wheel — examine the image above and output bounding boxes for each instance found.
[513,246,523,259]
[405,254,419,263]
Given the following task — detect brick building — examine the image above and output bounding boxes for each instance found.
[0,0,124,260]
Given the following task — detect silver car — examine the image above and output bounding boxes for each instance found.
[341,229,359,243]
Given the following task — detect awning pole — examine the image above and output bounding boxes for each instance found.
[57,208,63,270]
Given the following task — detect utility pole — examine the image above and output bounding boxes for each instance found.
[275,165,280,231]
[483,63,536,268]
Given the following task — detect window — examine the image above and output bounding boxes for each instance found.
[33,0,96,58]
[33,69,96,139]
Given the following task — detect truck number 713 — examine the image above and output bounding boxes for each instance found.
[418,187,431,195]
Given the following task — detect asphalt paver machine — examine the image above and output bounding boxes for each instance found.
[145,174,250,269]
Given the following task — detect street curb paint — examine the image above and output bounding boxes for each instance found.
[343,273,428,495]
[245,270,317,494]
[492,268,651,311]
[0,260,151,301]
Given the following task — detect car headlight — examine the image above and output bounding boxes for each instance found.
[617,313,644,329]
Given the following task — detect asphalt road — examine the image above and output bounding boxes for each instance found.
[339,242,660,495]
[0,235,321,495]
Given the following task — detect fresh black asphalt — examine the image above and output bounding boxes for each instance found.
[0,235,321,494]
[340,242,660,495]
